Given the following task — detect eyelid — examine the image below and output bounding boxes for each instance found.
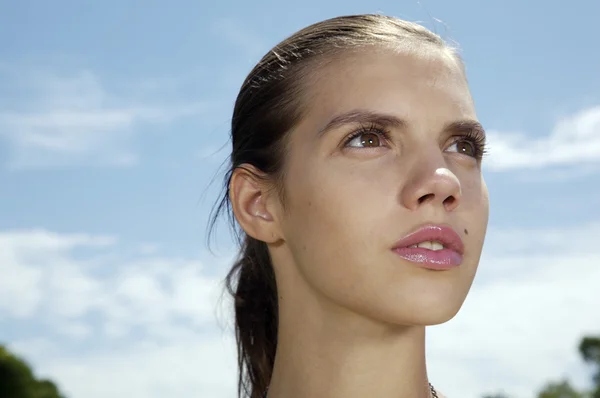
[445,129,488,159]
[342,123,393,148]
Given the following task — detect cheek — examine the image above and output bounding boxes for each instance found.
[281,160,390,277]
[459,173,489,246]
[284,167,365,246]
[284,156,397,236]
[467,173,489,219]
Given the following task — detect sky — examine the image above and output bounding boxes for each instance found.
[1,0,599,397]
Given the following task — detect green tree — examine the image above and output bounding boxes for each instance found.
[0,345,66,398]
[482,334,600,398]
[537,380,584,398]
[580,336,600,398]
[533,335,600,398]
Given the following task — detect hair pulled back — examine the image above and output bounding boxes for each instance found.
[209,14,456,398]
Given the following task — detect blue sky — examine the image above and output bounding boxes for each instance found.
[1,1,599,397]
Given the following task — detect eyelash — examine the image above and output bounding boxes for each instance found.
[343,123,392,148]
[453,129,488,160]
[343,124,488,160]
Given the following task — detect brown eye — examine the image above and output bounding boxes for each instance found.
[447,140,476,157]
[346,132,384,148]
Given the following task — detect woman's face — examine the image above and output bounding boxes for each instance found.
[275,48,489,326]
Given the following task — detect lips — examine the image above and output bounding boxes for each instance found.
[392,224,464,254]
[391,224,465,270]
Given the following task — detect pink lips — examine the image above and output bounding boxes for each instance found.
[391,224,465,270]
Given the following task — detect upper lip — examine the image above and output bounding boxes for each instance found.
[391,224,465,254]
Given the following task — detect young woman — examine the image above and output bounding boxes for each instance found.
[211,14,489,398]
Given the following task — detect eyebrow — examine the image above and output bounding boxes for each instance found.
[316,110,407,138]
[316,109,485,138]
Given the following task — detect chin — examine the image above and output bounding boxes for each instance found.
[373,291,469,327]
[407,305,463,326]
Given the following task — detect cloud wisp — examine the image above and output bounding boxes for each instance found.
[485,105,600,172]
[0,70,205,170]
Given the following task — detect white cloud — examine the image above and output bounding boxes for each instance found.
[0,70,205,169]
[485,105,600,171]
[1,228,237,397]
[0,229,115,318]
[1,226,599,398]
[0,229,225,328]
[12,332,238,398]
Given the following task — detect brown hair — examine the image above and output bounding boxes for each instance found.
[209,14,460,398]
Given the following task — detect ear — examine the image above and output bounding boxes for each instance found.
[229,165,282,244]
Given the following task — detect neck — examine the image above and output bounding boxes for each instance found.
[266,284,431,398]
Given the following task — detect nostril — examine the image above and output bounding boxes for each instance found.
[443,196,456,207]
[418,193,435,204]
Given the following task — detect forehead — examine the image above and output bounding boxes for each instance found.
[300,48,476,131]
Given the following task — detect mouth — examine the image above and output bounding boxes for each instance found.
[391,224,465,270]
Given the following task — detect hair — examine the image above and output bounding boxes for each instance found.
[208,14,461,398]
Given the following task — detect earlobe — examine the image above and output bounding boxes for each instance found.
[230,165,280,244]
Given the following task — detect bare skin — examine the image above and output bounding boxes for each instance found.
[231,47,489,398]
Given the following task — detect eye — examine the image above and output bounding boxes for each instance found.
[446,139,476,157]
[445,131,487,160]
[344,126,390,149]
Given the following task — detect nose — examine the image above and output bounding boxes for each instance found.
[401,165,462,212]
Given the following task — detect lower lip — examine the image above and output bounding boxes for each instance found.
[392,247,463,270]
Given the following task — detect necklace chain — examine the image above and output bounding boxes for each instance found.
[429,382,439,398]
